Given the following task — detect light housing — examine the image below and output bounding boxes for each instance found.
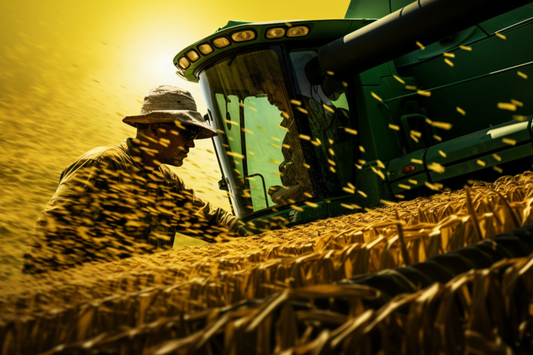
[266,27,286,39]
[186,50,200,62]
[402,165,416,174]
[231,30,256,42]
[178,57,190,69]
[287,26,310,37]
[198,43,214,55]
[213,37,231,48]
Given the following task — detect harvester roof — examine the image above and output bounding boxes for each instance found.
[173,18,371,83]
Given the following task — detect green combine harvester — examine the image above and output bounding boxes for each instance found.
[174,0,533,232]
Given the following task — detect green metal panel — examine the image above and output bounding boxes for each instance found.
[425,120,533,181]
[429,143,533,183]
[478,3,533,34]
[390,172,431,195]
[390,0,415,12]
[345,0,390,18]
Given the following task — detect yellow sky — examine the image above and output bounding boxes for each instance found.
[0,0,350,210]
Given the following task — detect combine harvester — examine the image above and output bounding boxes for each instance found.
[2,0,533,353]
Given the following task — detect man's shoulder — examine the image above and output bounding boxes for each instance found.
[61,142,132,178]
[79,143,127,162]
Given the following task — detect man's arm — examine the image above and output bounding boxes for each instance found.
[172,179,250,241]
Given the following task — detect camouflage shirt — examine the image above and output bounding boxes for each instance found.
[23,138,246,274]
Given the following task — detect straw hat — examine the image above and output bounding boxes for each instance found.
[123,85,217,139]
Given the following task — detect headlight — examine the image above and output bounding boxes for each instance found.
[198,43,214,55]
[287,26,309,37]
[231,30,256,42]
[266,27,286,39]
[186,50,200,62]
[213,37,231,48]
[178,57,190,69]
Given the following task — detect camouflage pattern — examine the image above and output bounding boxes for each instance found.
[23,138,246,274]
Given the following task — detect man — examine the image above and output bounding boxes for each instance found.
[23,85,248,274]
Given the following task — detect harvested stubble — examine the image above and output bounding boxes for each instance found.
[2,172,533,354]
[32,255,533,355]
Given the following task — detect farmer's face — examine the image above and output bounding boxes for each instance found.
[153,123,196,167]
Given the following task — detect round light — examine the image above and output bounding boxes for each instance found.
[402,165,416,174]
[178,57,190,69]
[213,37,231,48]
[287,26,310,37]
[198,43,213,55]
[186,50,200,62]
[266,27,286,39]
[231,30,256,42]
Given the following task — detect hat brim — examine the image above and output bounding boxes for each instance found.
[123,110,217,139]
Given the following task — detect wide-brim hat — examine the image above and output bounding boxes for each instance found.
[123,85,217,139]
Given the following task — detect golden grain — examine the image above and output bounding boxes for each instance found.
[290,99,302,106]
[323,104,335,113]
[502,138,516,146]
[410,130,422,138]
[370,166,385,180]
[497,102,517,111]
[344,128,358,135]
[342,187,355,194]
[393,75,405,84]
[431,121,452,130]
[371,92,382,102]
[427,162,445,173]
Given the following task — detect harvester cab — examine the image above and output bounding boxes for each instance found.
[174,0,533,233]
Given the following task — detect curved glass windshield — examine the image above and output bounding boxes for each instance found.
[199,49,315,218]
